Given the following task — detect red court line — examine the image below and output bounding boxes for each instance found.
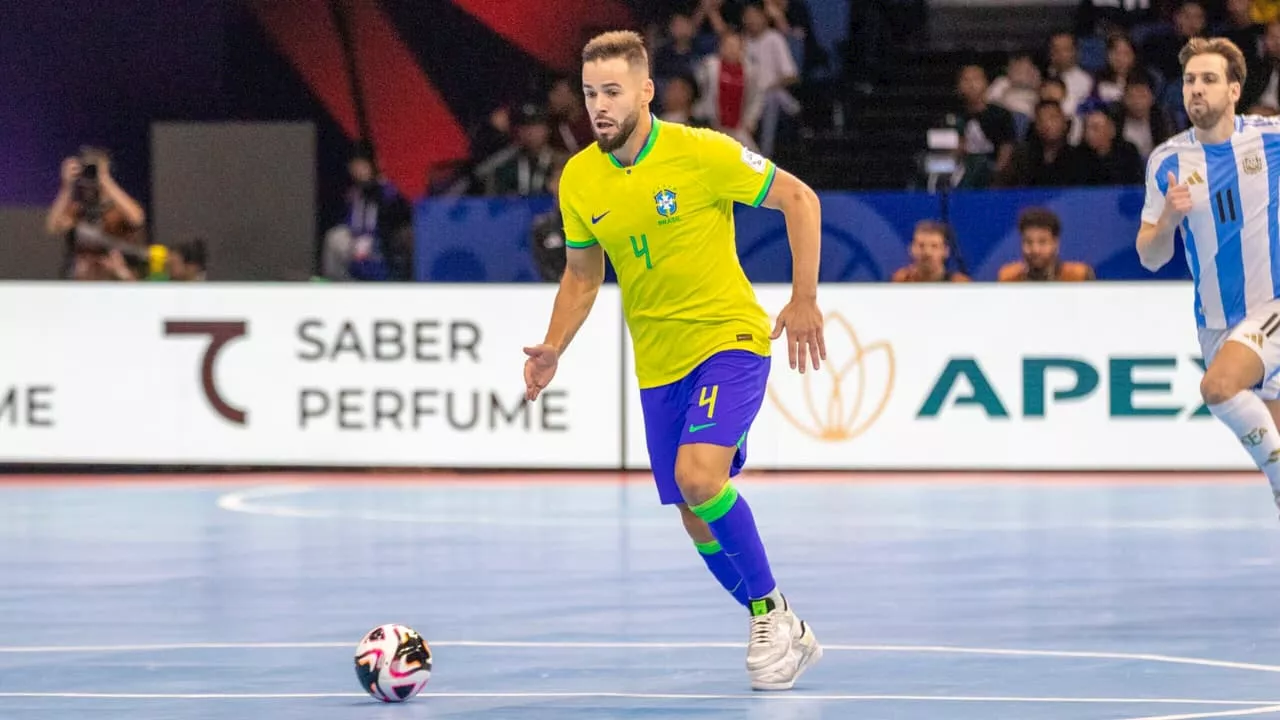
[0,470,1259,487]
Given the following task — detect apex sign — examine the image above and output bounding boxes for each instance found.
[917,356,1210,420]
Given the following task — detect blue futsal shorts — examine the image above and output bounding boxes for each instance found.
[638,349,771,505]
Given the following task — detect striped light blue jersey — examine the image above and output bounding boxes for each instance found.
[1142,115,1280,329]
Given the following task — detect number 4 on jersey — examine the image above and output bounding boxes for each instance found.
[629,234,653,269]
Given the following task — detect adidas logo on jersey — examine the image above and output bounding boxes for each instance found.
[1184,170,1205,185]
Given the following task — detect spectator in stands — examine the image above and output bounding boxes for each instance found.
[321,145,413,281]
[987,52,1043,118]
[1141,1,1208,83]
[661,73,712,127]
[1241,21,1280,113]
[546,76,594,155]
[1039,76,1085,143]
[529,162,567,283]
[742,1,801,156]
[1093,34,1158,103]
[480,103,564,196]
[653,12,704,90]
[954,64,1017,188]
[1214,0,1264,62]
[1046,32,1096,115]
[1076,102,1145,184]
[997,100,1088,187]
[46,147,147,280]
[165,237,208,282]
[68,226,138,281]
[998,207,1096,281]
[1113,73,1174,158]
[470,105,514,165]
[692,0,735,47]
[694,31,763,149]
[1074,0,1157,39]
[760,0,829,83]
[890,220,971,282]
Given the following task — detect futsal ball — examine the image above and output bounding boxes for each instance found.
[353,623,433,702]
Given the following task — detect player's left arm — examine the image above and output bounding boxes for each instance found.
[759,167,821,304]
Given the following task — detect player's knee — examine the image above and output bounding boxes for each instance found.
[674,450,728,506]
[1200,372,1243,406]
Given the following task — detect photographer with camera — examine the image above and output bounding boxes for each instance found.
[45,147,147,280]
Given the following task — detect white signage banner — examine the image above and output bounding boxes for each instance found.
[0,283,1258,471]
[0,284,623,468]
[623,284,1254,471]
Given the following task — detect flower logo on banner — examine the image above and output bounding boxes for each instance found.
[766,312,895,442]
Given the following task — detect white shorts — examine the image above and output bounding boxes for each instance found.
[1198,298,1280,401]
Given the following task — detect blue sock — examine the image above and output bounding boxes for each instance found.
[691,482,778,607]
[695,539,749,607]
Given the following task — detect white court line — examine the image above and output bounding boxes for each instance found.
[0,692,1277,705]
[5,640,1280,676]
[1122,706,1280,720]
[214,486,668,528]
[6,640,1280,712]
[213,486,1280,531]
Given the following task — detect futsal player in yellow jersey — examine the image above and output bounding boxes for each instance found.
[522,31,826,691]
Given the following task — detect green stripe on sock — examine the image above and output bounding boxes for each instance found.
[695,539,722,555]
[690,482,739,523]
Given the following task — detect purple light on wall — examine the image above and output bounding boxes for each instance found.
[0,0,229,205]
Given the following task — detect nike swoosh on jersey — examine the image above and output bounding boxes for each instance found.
[688,422,716,432]
[591,211,610,224]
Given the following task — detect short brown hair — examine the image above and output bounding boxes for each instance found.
[582,30,649,70]
[1018,207,1061,237]
[1178,36,1248,84]
[913,219,950,239]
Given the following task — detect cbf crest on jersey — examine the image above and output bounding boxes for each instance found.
[654,187,681,226]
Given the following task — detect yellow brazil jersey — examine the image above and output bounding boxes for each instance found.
[558,117,775,389]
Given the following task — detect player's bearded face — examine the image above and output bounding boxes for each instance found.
[1182,55,1238,129]
[594,107,640,152]
[582,58,649,153]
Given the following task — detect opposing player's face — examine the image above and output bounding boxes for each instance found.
[583,57,653,153]
[1182,53,1239,128]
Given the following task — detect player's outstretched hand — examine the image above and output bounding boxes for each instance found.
[523,344,559,401]
[771,296,826,373]
[1164,171,1192,220]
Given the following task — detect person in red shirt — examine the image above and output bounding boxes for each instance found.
[693,31,763,150]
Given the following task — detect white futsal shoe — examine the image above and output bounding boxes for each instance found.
[745,594,823,691]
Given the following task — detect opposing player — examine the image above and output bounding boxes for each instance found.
[522,31,825,690]
[1137,37,1280,511]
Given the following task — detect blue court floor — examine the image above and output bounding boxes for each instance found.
[3,471,1280,720]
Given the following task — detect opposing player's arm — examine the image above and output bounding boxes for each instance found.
[1136,220,1177,270]
[759,168,821,300]
[541,185,606,357]
[1135,152,1187,271]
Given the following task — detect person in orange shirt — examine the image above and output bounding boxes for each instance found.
[891,220,972,282]
[997,207,1096,281]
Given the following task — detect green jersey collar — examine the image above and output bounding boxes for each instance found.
[607,114,660,169]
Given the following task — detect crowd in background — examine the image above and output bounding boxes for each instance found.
[956,0,1280,189]
[51,0,1280,284]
